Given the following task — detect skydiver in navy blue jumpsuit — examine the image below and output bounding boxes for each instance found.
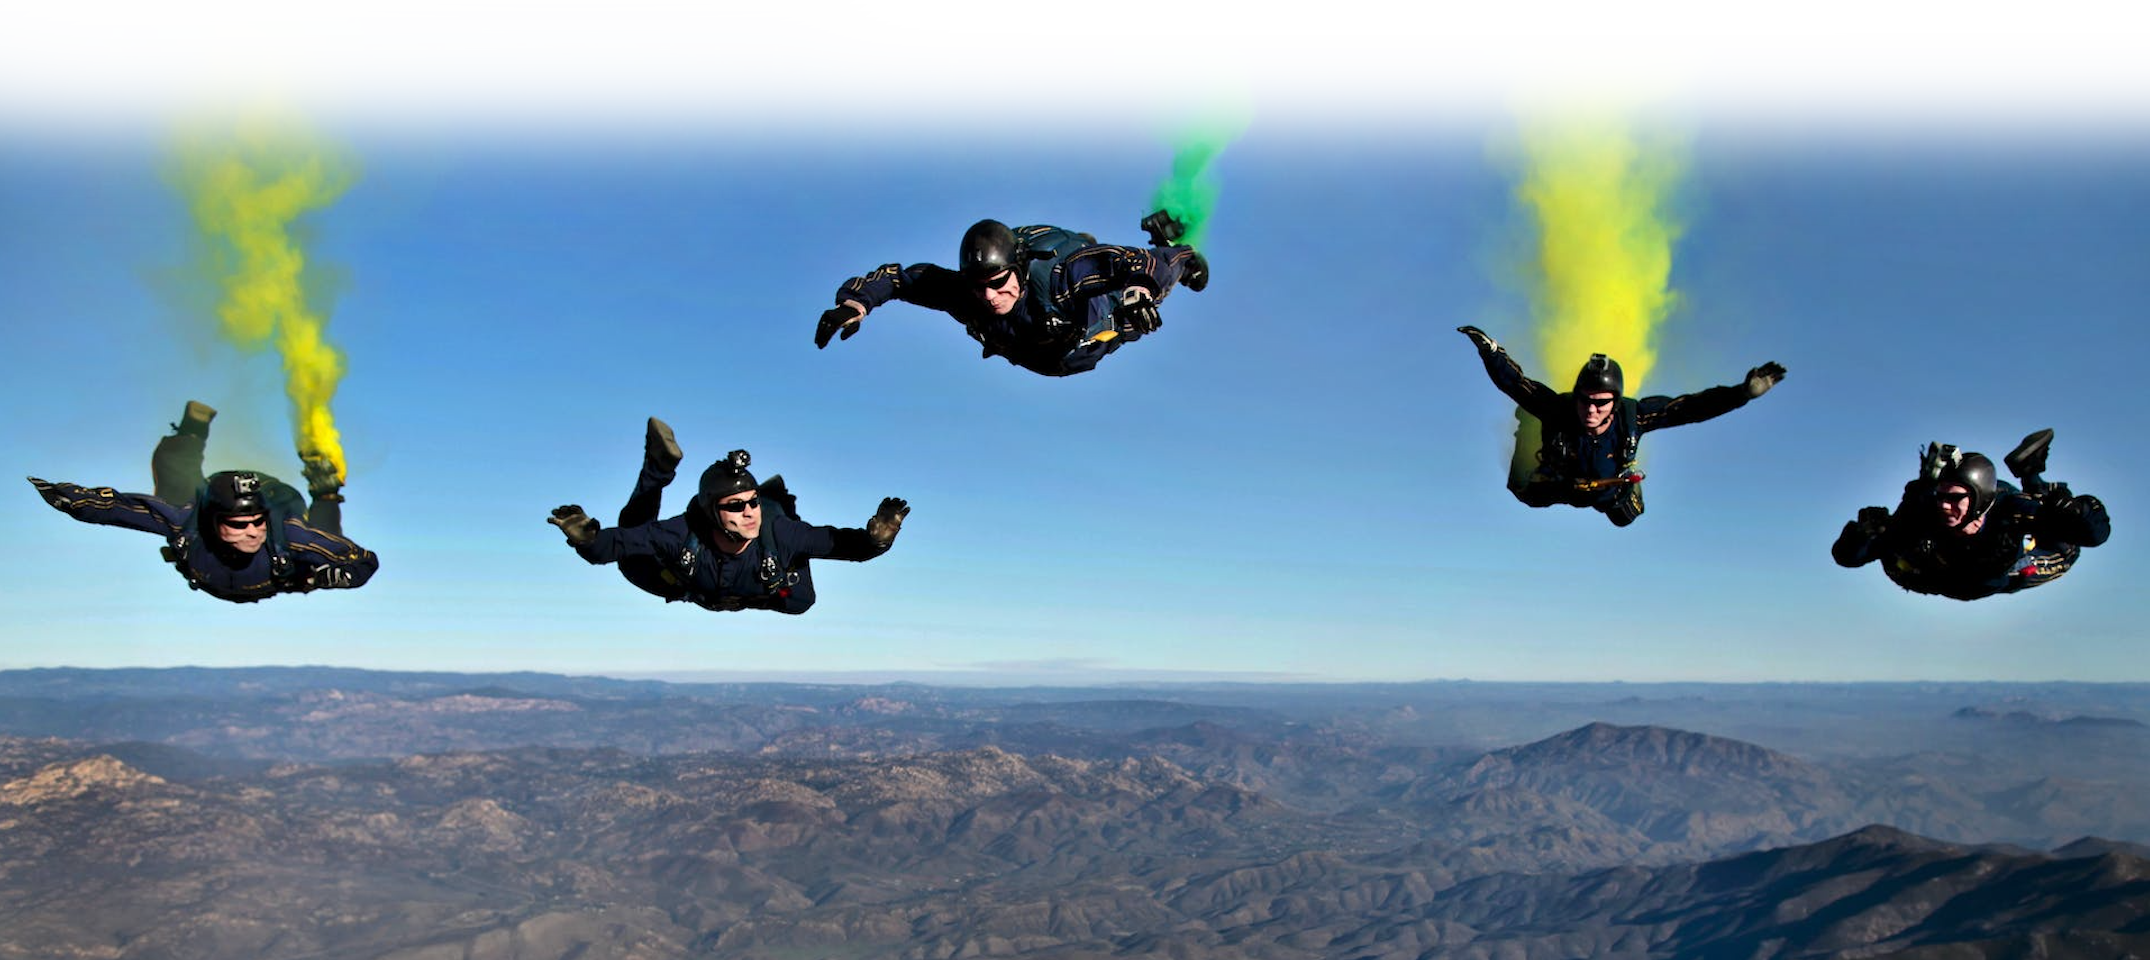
[1834,432,2111,600]
[1458,326,1787,526]
[602,418,810,602]
[26,400,378,602]
[815,215,1210,377]
[549,448,908,614]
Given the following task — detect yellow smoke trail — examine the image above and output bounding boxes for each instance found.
[1517,122,1684,393]
[171,130,356,483]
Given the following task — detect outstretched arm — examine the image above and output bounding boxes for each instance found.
[1456,327,1565,419]
[820,263,973,348]
[1832,506,1892,568]
[284,521,379,590]
[27,477,187,537]
[783,498,910,562]
[1637,362,1786,433]
[549,505,690,567]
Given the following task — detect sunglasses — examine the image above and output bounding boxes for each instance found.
[219,515,268,530]
[713,497,762,514]
[1576,395,1617,408]
[970,270,1016,292]
[1936,490,1973,505]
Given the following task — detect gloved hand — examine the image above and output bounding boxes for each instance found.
[549,505,600,546]
[1744,361,1787,398]
[868,497,910,549]
[1457,325,1500,354]
[305,565,358,590]
[27,477,66,509]
[815,301,867,349]
[1854,506,1891,540]
[1114,287,1161,337]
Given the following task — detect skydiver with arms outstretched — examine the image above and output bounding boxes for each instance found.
[549,441,908,614]
[1833,430,2111,600]
[815,212,1210,377]
[27,400,378,602]
[1457,325,1786,526]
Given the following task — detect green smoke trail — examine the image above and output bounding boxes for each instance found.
[1148,122,1242,249]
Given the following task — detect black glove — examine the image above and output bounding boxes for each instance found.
[27,477,66,509]
[815,302,866,349]
[1744,361,1787,398]
[1854,505,1890,540]
[304,565,359,590]
[549,504,599,546]
[1113,287,1162,337]
[1457,325,1500,354]
[868,497,910,549]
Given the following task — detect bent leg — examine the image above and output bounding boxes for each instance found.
[618,418,681,528]
[305,496,344,537]
[151,434,207,505]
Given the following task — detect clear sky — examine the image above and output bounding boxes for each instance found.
[2,8,2145,683]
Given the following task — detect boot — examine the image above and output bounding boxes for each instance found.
[301,454,344,503]
[1140,209,1187,246]
[1181,251,1210,293]
[2005,427,2053,494]
[174,400,216,439]
[646,417,682,472]
[2004,428,2052,482]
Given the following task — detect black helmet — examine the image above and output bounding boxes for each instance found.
[958,219,1020,284]
[692,449,757,522]
[1573,354,1625,397]
[1921,443,1998,522]
[202,470,268,521]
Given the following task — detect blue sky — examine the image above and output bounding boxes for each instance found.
[2,118,2143,684]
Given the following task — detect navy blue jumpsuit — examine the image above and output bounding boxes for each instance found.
[1471,345,1755,525]
[834,224,1203,377]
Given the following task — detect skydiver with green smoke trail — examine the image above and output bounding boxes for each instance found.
[815,212,1209,377]
[1457,326,1786,526]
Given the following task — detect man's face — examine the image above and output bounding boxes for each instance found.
[714,489,762,540]
[1576,392,1618,434]
[972,269,1021,316]
[1934,482,1975,529]
[216,513,268,554]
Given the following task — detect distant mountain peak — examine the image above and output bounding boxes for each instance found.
[1500,722,1808,776]
[0,755,167,805]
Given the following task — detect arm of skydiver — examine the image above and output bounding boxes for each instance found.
[282,520,380,591]
[2024,491,2113,549]
[569,514,691,567]
[836,264,973,314]
[1635,363,1786,433]
[772,499,907,563]
[822,263,976,347]
[1454,327,1567,420]
[1831,506,1893,568]
[26,477,187,537]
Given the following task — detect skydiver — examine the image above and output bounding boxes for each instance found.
[597,417,808,602]
[548,446,909,614]
[26,400,378,602]
[1832,430,2111,600]
[814,212,1210,377]
[1457,326,1787,526]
